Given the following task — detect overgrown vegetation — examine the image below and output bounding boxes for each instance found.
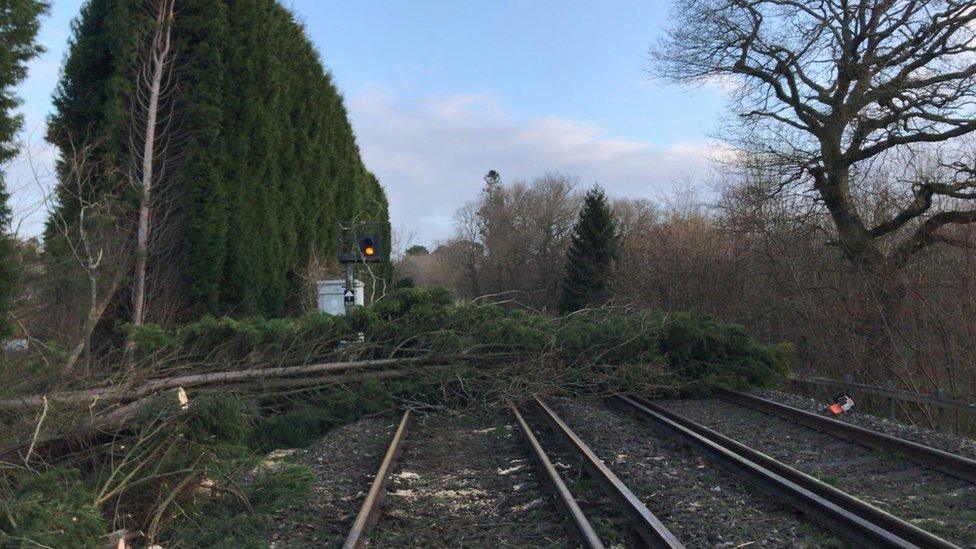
[401,161,976,414]
[3,284,789,397]
[1,287,789,545]
[1,388,400,547]
[0,467,105,548]
[127,286,791,396]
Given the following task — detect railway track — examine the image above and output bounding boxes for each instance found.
[649,392,976,546]
[343,400,684,548]
[616,395,959,548]
[715,388,976,483]
[343,410,413,549]
[516,395,684,548]
[336,394,970,547]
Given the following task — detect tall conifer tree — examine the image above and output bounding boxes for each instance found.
[559,185,617,314]
[0,0,47,336]
[47,0,390,321]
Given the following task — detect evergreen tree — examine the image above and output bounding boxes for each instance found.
[47,0,390,321]
[559,185,617,314]
[476,170,502,244]
[0,174,15,338]
[0,0,47,336]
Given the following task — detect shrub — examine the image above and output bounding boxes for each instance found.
[248,464,314,514]
[0,468,105,548]
[128,323,175,353]
[168,464,314,547]
[252,378,436,450]
[659,312,792,390]
[183,393,256,446]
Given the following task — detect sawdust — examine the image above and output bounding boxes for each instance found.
[367,413,570,546]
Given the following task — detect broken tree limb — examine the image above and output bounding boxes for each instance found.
[1,393,164,463]
[226,365,452,395]
[0,356,448,411]
[1,365,454,462]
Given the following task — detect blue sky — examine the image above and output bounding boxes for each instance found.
[10,0,728,245]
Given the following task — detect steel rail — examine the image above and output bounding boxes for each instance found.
[531,395,685,549]
[616,395,958,549]
[510,403,606,549]
[716,388,976,484]
[342,409,413,549]
[627,395,957,549]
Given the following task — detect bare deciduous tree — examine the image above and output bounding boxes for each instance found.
[653,0,976,272]
[43,139,130,375]
[464,172,581,309]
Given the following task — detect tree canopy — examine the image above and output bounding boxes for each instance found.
[654,0,976,271]
[46,0,389,320]
[559,185,617,313]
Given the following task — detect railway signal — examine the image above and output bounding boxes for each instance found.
[338,222,383,314]
[357,234,381,262]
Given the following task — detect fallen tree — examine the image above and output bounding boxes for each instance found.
[0,364,451,463]
[0,356,445,411]
[1,288,793,546]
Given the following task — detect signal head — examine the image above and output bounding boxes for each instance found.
[357,234,381,262]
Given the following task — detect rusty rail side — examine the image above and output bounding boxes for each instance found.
[510,403,605,549]
[717,389,976,483]
[531,395,685,549]
[342,409,413,549]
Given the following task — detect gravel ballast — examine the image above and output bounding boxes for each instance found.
[551,398,842,547]
[366,413,571,547]
[661,397,976,546]
[269,416,398,547]
[752,389,976,460]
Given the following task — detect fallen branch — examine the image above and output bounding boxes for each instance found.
[0,356,447,411]
[225,365,451,394]
[1,364,454,463]
[23,396,49,465]
[1,395,164,464]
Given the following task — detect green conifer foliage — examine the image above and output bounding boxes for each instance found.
[0,0,48,336]
[47,0,390,320]
[559,185,618,314]
[0,183,16,338]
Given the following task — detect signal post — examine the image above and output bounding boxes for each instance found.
[338,222,382,315]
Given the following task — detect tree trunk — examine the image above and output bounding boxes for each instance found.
[63,273,122,376]
[853,260,903,382]
[125,0,175,365]
[1,356,448,410]
[817,161,906,381]
[817,164,884,269]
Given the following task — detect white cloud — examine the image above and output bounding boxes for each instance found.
[8,88,720,246]
[348,89,718,246]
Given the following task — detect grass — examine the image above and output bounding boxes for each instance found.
[791,520,856,548]
[591,516,628,546]
[903,490,976,544]
[808,466,841,487]
[567,474,599,495]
